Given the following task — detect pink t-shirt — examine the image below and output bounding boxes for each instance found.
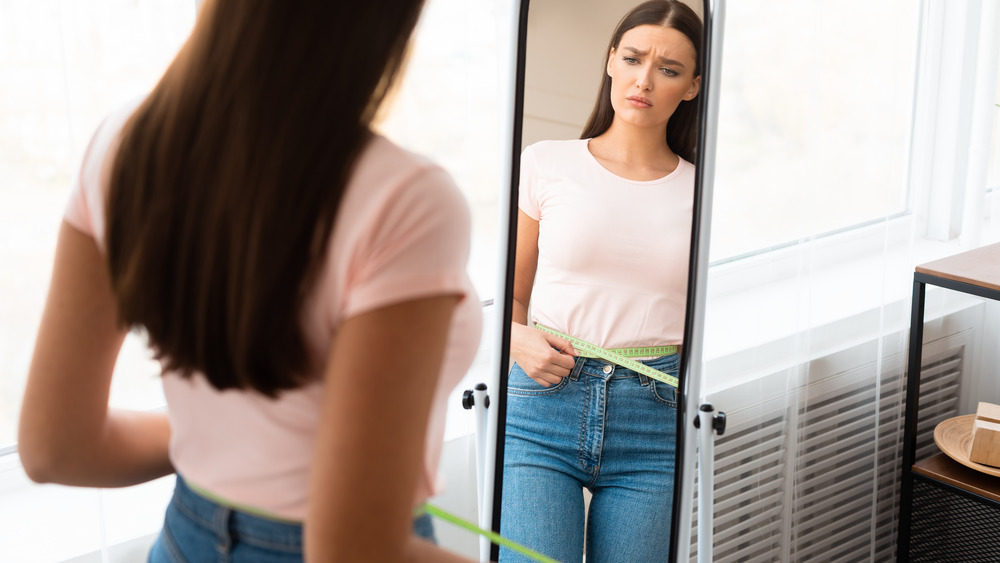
[519,139,693,348]
[63,102,482,520]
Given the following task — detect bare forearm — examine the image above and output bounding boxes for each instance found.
[95,408,173,486]
[21,408,172,487]
[19,224,172,487]
[512,298,528,326]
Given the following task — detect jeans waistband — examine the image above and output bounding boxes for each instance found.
[571,354,679,385]
[172,475,304,551]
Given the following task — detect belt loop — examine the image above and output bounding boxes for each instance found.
[214,505,233,561]
[569,356,585,381]
[638,372,649,386]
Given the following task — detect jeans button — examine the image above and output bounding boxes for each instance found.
[603,364,612,374]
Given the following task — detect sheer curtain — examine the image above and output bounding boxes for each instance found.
[686,1,1000,561]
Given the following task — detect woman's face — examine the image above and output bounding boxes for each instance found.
[606,24,700,132]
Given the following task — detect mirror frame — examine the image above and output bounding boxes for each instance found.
[488,1,720,560]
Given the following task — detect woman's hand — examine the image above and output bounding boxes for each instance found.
[509,323,577,387]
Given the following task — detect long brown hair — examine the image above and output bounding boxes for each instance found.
[106,0,425,397]
[580,0,702,162]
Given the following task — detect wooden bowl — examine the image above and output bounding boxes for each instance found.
[934,414,1000,478]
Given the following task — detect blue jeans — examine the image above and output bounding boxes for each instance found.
[499,354,678,563]
[148,475,436,562]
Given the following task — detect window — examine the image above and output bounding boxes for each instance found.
[701,1,1000,364]
[376,0,507,303]
[709,0,920,262]
[989,66,1000,192]
[0,0,197,449]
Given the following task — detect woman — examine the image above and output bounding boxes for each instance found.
[17,1,480,561]
[500,1,701,561]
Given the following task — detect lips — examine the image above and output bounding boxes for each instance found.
[626,95,652,108]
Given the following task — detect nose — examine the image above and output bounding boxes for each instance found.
[636,64,654,91]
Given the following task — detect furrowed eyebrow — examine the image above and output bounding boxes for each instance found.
[622,46,687,68]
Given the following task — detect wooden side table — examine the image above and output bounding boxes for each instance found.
[898,243,1000,562]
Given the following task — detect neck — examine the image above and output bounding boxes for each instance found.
[596,118,675,166]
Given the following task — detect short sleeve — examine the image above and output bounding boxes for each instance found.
[340,165,472,319]
[63,100,141,245]
[63,118,112,239]
[517,145,541,221]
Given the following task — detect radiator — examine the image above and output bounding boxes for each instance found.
[689,338,967,563]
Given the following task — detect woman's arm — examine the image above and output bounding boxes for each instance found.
[511,209,539,327]
[509,210,575,386]
[305,295,474,562]
[18,222,172,486]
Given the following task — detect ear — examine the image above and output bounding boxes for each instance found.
[684,75,702,101]
[606,47,615,78]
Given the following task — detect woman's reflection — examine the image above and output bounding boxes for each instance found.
[500,1,701,561]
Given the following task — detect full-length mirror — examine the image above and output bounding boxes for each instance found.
[492,0,708,561]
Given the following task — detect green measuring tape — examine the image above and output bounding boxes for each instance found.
[188,478,553,560]
[419,503,558,563]
[534,324,679,388]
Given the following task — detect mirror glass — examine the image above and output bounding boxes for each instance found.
[494,0,706,561]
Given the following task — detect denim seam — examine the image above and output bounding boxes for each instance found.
[236,533,303,552]
[588,378,609,488]
[173,494,217,531]
[649,380,678,407]
[214,507,232,561]
[162,517,190,563]
[508,375,570,396]
[172,487,303,554]
[578,377,591,473]
[569,357,584,381]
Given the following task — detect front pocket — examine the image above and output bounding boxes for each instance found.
[507,363,571,396]
[649,379,677,406]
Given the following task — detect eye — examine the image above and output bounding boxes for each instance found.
[623,56,639,64]
[660,67,679,77]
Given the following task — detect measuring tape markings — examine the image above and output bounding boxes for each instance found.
[534,324,679,388]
